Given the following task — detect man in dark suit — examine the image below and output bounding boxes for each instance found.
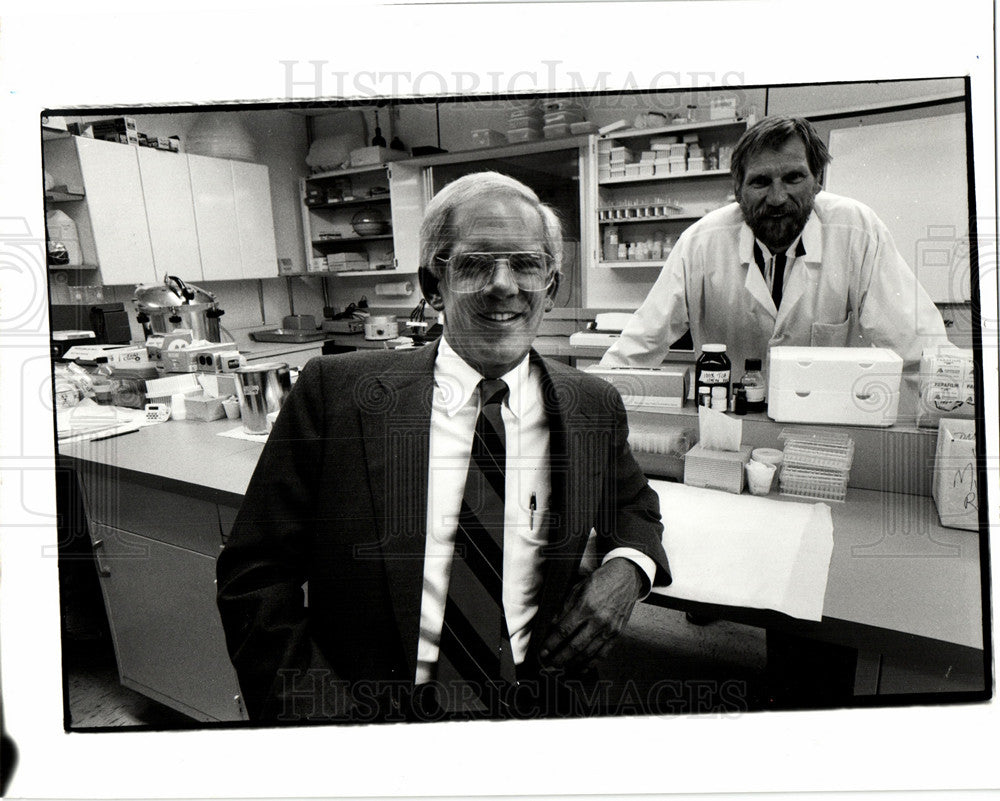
[216,172,670,723]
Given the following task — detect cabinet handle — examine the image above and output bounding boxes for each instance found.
[93,538,112,577]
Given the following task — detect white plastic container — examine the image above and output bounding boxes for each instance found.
[768,346,903,427]
[46,209,83,266]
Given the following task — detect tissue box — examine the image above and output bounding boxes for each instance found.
[917,347,975,428]
[932,418,979,531]
[768,347,903,427]
[586,366,688,411]
[683,443,753,494]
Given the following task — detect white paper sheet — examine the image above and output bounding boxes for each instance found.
[649,479,834,621]
[217,426,269,443]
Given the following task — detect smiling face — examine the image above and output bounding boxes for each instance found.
[430,194,558,378]
[736,135,823,252]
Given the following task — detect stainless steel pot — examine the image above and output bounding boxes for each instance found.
[235,361,292,434]
[133,275,225,342]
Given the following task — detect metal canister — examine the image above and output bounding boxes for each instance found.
[235,362,292,434]
[133,275,225,342]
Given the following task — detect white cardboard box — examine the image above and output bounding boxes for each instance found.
[768,346,903,426]
[586,365,689,411]
[917,346,975,427]
[932,418,979,531]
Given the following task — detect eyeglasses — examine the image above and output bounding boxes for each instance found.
[437,251,555,293]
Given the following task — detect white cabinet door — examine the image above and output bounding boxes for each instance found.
[137,148,204,282]
[388,161,424,273]
[74,137,157,285]
[90,523,247,722]
[188,153,243,281]
[231,160,278,279]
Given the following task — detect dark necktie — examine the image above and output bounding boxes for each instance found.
[771,250,787,309]
[753,243,788,309]
[435,378,516,714]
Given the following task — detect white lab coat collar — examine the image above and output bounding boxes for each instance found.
[434,335,529,419]
[737,210,822,319]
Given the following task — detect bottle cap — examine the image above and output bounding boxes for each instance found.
[702,343,726,353]
[711,386,727,397]
[745,358,762,370]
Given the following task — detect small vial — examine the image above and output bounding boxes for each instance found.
[698,386,712,407]
[732,383,748,415]
[742,358,766,412]
[170,393,187,421]
[710,386,727,410]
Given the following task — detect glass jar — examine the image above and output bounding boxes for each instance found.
[696,343,732,409]
[742,358,766,413]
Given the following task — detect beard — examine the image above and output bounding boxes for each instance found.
[739,196,814,252]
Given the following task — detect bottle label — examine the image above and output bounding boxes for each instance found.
[699,370,730,384]
[745,385,766,402]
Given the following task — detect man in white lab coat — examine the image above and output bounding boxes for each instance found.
[599,116,952,375]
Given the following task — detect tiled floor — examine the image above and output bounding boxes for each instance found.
[63,640,195,730]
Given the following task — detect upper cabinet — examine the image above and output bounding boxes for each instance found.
[136,147,202,282]
[44,136,158,285]
[299,164,404,277]
[231,160,280,280]
[43,136,279,286]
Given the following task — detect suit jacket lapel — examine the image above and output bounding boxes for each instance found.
[358,342,439,679]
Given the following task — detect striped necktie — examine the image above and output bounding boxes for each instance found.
[435,378,517,715]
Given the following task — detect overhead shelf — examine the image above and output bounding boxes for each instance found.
[599,169,732,185]
[48,262,100,271]
[45,188,86,203]
[305,195,391,210]
[331,268,417,277]
[311,234,393,247]
[598,260,665,269]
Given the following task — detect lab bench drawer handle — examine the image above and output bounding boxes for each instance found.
[93,539,112,577]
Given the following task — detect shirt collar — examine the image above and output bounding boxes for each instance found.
[434,335,531,419]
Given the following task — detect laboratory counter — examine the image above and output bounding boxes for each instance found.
[58,405,986,720]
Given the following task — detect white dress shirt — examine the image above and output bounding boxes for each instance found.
[415,337,656,684]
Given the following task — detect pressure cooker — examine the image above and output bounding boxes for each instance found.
[133,275,226,342]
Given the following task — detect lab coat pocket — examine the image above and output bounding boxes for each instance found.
[810,315,853,347]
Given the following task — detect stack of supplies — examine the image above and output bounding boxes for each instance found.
[507,101,544,143]
[542,100,586,139]
[778,428,855,502]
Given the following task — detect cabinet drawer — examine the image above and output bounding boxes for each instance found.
[77,467,223,557]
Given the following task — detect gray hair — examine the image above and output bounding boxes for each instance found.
[731,116,832,191]
[418,171,563,281]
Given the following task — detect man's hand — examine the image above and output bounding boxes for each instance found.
[538,557,645,673]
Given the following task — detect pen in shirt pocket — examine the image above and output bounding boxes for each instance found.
[529,492,536,529]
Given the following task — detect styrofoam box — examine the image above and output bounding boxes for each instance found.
[586,365,688,411]
[768,346,904,427]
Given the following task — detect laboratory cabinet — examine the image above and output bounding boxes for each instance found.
[42,135,279,286]
[299,161,422,277]
[73,464,247,723]
[190,154,279,281]
[589,119,747,270]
